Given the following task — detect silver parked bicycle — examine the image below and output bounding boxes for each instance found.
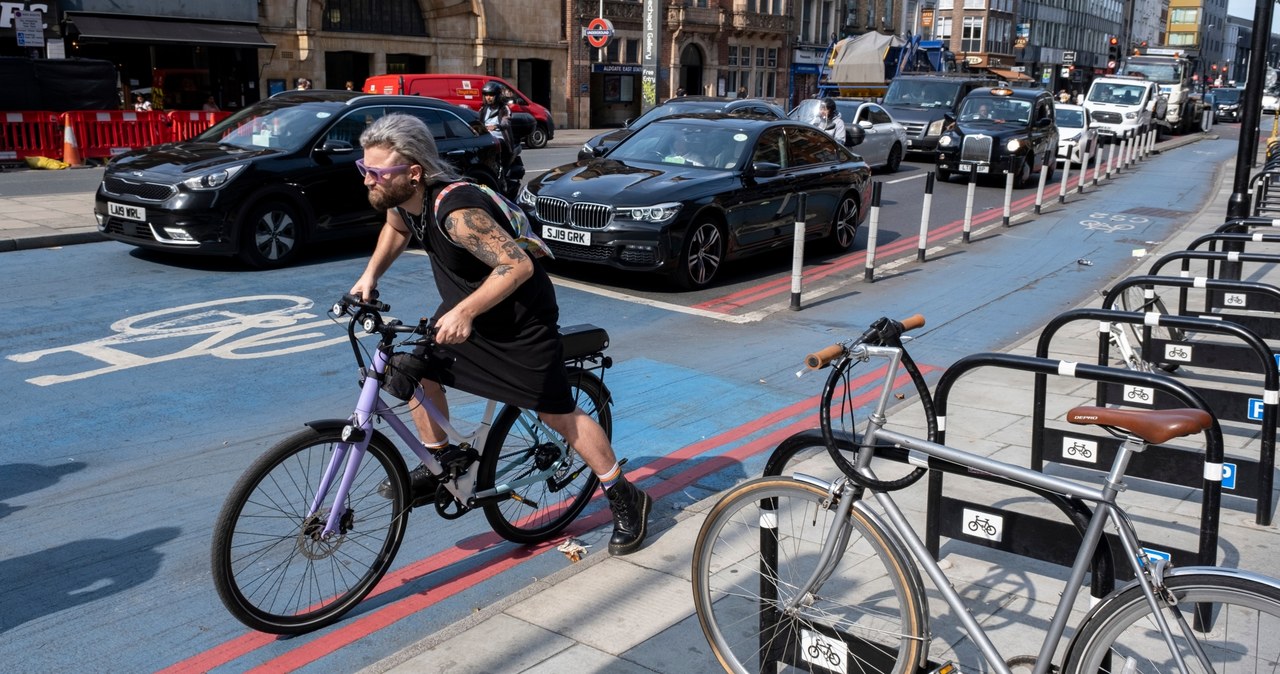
[692,315,1280,673]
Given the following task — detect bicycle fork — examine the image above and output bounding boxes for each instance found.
[782,477,860,616]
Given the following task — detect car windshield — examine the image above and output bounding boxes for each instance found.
[1087,82,1146,105]
[608,122,750,170]
[197,100,338,152]
[1056,108,1085,128]
[958,96,1030,124]
[1212,88,1242,104]
[883,80,961,109]
[1123,61,1181,84]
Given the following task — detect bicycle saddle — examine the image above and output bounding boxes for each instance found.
[1066,406,1212,445]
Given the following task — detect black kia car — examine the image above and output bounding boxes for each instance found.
[520,114,872,289]
[935,87,1059,187]
[94,90,505,268]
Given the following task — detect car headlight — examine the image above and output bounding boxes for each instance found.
[182,164,245,191]
[1006,138,1023,152]
[615,203,682,224]
[938,135,953,147]
[517,184,536,207]
[1124,111,1138,120]
[926,118,946,136]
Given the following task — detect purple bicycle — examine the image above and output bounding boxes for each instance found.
[211,294,612,634]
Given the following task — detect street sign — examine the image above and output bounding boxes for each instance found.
[1062,50,1076,65]
[14,9,44,48]
[584,17,613,49]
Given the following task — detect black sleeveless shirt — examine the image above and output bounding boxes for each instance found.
[396,182,574,413]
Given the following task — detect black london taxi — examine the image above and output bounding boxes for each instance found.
[935,87,1059,187]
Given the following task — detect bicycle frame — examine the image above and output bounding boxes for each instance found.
[801,344,1205,674]
[309,329,580,539]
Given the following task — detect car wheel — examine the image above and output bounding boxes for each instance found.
[1013,157,1033,188]
[670,220,725,290]
[525,125,549,149]
[238,200,304,269]
[884,143,903,173]
[825,193,860,251]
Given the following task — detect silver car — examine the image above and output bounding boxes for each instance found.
[1054,103,1098,165]
[789,98,907,172]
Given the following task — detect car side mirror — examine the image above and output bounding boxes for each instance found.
[846,124,866,147]
[747,161,781,179]
[858,120,873,129]
[319,139,355,154]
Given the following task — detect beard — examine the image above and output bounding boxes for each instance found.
[367,179,417,212]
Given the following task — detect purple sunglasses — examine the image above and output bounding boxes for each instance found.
[355,158,411,184]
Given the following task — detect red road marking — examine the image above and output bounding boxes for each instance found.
[163,364,930,672]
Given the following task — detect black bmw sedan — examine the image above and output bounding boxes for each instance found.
[94,91,505,269]
[519,114,872,289]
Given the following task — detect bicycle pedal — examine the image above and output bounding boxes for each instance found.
[928,662,961,674]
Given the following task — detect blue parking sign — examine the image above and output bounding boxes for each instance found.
[1221,462,1237,490]
[1248,397,1265,421]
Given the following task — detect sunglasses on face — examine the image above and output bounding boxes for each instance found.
[355,158,411,184]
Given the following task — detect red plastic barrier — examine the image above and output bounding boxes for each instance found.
[165,110,232,143]
[0,111,62,161]
[62,110,170,161]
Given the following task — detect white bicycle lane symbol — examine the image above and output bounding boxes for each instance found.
[6,295,346,387]
[1080,212,1151,234]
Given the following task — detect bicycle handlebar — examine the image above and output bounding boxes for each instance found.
[803,314,926,370]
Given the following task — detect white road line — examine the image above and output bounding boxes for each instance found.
[884,173,928,185]
[550,276,768,324]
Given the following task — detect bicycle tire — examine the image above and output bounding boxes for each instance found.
[1062,571,1280,673]
[819,349,933,491]
[692,476,928,674]
[477,369,609,544]
[1119,286,1184,373]
[211,427,409,634]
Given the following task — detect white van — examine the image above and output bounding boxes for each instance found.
[1083,76,1164,142]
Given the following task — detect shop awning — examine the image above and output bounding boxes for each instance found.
[985,67,1033,83]
[65,14,274,49]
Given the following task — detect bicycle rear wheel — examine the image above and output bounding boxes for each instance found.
[1119,285,1183,373]
[211,427,409,634]
[692,476,927,674]
[477,370,609,544]
[1063,572,1280,673]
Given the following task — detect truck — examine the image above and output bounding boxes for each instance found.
[815,33,950,99]
[1082,75,1163,142]
[1120,48,1211,135]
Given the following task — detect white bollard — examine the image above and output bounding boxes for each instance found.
[1003,171,1014,226]
[1077,147,1089,194]
[1058,152,1071,203]
[789,192,807,310]
[917,172,934,261]
[1034,163,1049,214]
[962,174,976,243]
[1106,142,1115,178]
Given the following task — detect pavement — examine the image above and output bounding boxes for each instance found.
[4,127,1278,672]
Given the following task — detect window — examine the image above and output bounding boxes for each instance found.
[325,107,384,147]
[788,127,839,165]
[767,48,777,68]
[935,16,952,42]
[961,16,984,53]
[937,0,953,8]
[752,128,786,167]
[625,39,639,64]
[323,0,426,36]
[801,0,813,40]
[963,0,985,8]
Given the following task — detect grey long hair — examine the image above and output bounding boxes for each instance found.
[359,113,461,185]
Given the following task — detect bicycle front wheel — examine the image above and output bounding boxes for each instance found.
[1063,572,1280,673]
[211,427,409,634]
[692,476,928,674]
[1119,285,1183,373]
[478,370,609,544]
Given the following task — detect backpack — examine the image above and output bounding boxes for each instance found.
[434,182,555,259]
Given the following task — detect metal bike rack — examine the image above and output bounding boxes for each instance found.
[1037,305,1277,526]
[1141,253,1280,327]
[933,353,1224,574]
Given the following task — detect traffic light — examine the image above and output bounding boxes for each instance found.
[1107,36,1121,65]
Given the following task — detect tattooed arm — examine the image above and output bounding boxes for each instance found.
[433,206,534,345]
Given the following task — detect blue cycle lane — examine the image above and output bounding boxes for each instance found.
[0,133,1233,672]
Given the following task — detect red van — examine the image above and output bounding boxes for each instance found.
[363,74,554,148]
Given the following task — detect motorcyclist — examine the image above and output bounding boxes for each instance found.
[811,97,847,146]
[478,81,523,196]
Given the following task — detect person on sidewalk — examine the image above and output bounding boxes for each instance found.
[133,94,153,112]
[349,113,652,555]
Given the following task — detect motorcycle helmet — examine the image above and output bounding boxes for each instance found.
[482,81,505,102]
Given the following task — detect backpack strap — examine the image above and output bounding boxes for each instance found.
[433,181,554,259]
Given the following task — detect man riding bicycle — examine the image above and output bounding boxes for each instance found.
[348,113,651,555]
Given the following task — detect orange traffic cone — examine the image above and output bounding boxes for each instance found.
[62,118,83,167]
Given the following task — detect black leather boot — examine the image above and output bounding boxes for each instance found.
[606,476,652,555]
